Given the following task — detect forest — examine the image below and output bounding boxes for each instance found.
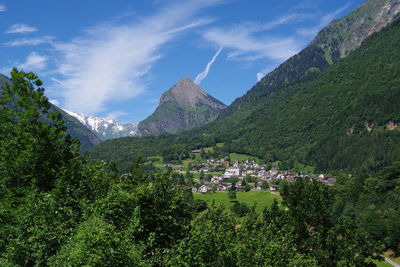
[1,68,399,266]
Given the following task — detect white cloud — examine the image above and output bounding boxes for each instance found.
[5,24,38,34]
[105,111,128,121]
[0,5,6,12]
[4,36,54,47]
[297,2,353,37]
[18,52,48,71]
[204,27,300,62]
[203,14,307,63]
[52,0,222,115]
[49,99,60,106]
[194,46,223,85]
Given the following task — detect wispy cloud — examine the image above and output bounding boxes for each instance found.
[4,36,54,47]
[52,0,222,115]
[18,52,48,71]
[49,99,60,106]
[297,2,353,37]
[203,14,307,63]
[204,28,299,62]
[194,46,223,85]
[0,5,6,12]
[105,111,129,121]
[5,23,38,34]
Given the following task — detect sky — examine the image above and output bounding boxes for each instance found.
[0,0,364,123]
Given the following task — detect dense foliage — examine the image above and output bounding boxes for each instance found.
[0,69,387,266]
[89,18,400,175]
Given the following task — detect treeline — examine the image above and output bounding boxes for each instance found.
[0,69,392,266]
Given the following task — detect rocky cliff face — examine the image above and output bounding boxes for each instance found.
[137,78,226,136]
[313,0,400,63]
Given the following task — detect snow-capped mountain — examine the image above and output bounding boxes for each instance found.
[63,110,139,141]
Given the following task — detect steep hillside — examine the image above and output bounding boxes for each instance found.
[63,110,138,141]
[137,78,226,135]
[206,17,400,173]
[88,17,400,174]
[221,0,400,117]
[0,74,101,150]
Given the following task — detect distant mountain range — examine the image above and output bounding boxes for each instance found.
[66,77,226,139]
[63,110,138,141]
[88,0,400,174]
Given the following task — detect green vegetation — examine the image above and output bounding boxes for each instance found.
[229,152,260,162]
[0,68,388,265]
[375,262,392,267]
[194,191,280,214]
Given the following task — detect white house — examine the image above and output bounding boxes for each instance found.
[198,185,209,193]
[224,166,241,177]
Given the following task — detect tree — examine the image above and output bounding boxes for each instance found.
[0,68,79,192]
[261,181,269,190]
[244,184,251,192]
[231,201,249,217]
[228,190,236,201]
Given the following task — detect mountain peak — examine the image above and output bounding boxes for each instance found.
[162,77,212,107]
[137,78,227,136]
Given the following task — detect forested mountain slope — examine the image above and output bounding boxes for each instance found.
[220,0,400,118]
[204,17,400,174]
[88,17,400,174]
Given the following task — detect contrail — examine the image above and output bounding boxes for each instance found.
[194,46,223,85]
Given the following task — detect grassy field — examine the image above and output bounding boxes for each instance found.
[194,191,281,214]
[182,154,202,166]
[229,153,261,162]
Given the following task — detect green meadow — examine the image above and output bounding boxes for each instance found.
[194,191,281,214]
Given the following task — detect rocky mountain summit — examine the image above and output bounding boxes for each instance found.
[137,78,226,136]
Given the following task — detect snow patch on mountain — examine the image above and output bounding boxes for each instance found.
[63,109,138,141]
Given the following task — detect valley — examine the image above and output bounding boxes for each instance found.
[1,0,400,266]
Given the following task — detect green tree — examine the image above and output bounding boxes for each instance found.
[0,68,79,192]
[228,190,236,201]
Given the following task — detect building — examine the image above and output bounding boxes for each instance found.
[198,185,209,193]
[192,150,202,155]
[224,166,241,177]
[269,184,278,191]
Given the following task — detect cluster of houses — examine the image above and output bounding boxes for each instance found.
[188,159,336,194]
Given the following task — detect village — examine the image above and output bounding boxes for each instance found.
[163,150,337,194]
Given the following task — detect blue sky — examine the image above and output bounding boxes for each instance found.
[0,0,364,123]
